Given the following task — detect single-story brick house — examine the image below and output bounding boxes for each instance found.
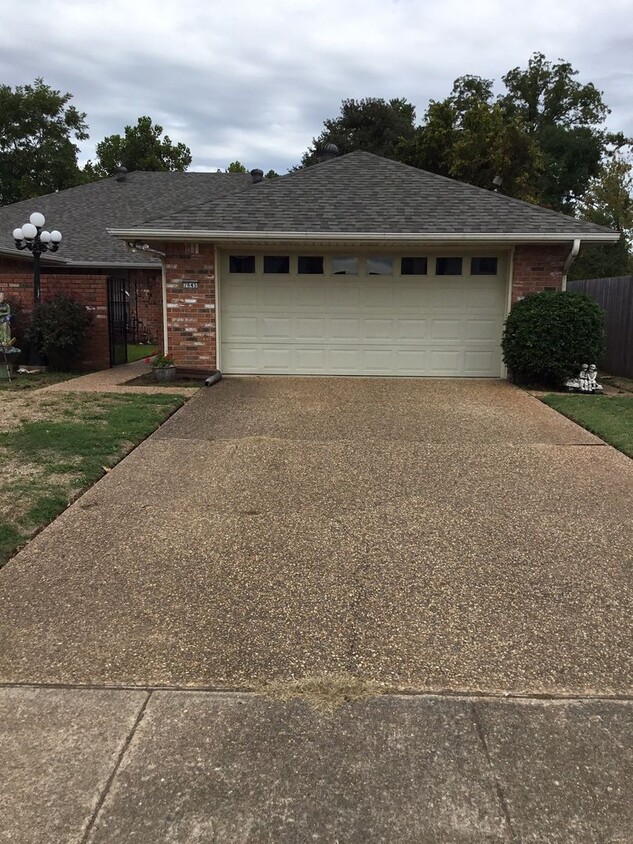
[1,151,619,376]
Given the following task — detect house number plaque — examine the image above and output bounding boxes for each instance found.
[182,281,199,289]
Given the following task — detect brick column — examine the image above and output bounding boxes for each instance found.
[164,242,216,371]
[511,244,568,302]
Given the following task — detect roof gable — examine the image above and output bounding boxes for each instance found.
[127,151,616,239]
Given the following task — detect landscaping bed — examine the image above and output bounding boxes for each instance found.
[542,394,633,458]
[125,371,205,388]
[0,392,185,567]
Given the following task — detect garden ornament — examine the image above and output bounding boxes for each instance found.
[564,363,603,394]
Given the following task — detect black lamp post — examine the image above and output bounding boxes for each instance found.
[13,212,62,304]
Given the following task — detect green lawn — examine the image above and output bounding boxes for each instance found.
[127,343,156,363]
[0,371,79,391]
[542,395,633,458]
[0,392,185,567]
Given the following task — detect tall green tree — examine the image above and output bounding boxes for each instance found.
[300,97,416,167]
[398,77,543,202]
[570,155,633,279]
[85,116,191,177]
[0,78,88,205]
[226,160,247,173]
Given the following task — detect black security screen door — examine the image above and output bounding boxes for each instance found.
[107,276,128,366]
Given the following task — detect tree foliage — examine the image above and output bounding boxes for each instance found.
[0,78,88,205]
[570,155,633,279]
[226,160,247,173]
[299,54,631,217]
[85,116,191,178]
[300,97,416,167]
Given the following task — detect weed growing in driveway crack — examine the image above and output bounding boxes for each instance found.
[256,672,388,714]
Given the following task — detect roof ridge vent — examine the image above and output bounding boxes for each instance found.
[115,166,128,183]
[250,169,264,184]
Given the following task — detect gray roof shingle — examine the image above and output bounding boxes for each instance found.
[0,171,249,266]
[127,151,616,238]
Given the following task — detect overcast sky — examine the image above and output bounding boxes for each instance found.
[1,0,631,174]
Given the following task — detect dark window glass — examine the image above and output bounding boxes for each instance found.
[401,257,428,275]
[229,255,255,273]
[264,255,290,273]
[471,257,498,275]
[436,257,462,275]
[298,256,324,274]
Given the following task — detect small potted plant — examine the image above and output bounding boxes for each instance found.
[145,350,177,382]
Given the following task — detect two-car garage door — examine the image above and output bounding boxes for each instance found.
[219,253,508,376]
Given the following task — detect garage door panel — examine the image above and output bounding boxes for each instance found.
[464,351,497,375]
[431,320,463,341]
[330,318,361,340]
[329,348,361,370]
[430,350,463,374]
[396,320,428,340]
[223,316,258,341]
[295,317,327,339]
[295,348,327,371]
[466,319,498,340]
[364,319,394,340]
[327,285,361,308]
[220,256,506,376]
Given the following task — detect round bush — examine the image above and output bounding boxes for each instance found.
[27,294,93,371]
[502,291,604,385]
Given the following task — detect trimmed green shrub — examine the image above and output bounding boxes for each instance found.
[502,291,605,385]
[27,294,93,371]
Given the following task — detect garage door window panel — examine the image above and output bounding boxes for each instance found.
[229,255,256,273]
[298,256,324,274]
[401,257,428,275]
[264,255,290,274]
[367,256,393,275]
[436,257,463,275]
[471,257,498,275]
[331,256,359,275]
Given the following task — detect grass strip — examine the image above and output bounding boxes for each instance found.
[542,395,633,458]
[0,392,185,567]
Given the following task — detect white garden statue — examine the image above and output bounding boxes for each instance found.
[565,364,603,394]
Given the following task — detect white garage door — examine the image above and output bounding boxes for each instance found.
[219,253,507,376]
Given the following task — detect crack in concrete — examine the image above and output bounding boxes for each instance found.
[80,690,152,844]
[472,701,517,842]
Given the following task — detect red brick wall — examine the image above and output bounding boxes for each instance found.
[512,245,567,302]
[0,273,109,370]
[164,242,216,371]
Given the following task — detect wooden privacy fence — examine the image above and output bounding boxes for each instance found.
[568,276,633,378]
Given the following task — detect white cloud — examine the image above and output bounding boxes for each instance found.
[0,0,631,174]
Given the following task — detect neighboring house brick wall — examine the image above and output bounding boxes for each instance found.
[164,242,216,371]
[511,245,567,301]
[0,273,109,370]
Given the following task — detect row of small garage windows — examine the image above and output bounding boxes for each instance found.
[229,255,499,276]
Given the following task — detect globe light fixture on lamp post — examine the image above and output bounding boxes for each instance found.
[12,211,62,304]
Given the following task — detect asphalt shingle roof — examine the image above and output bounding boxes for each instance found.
[130,151,616,238]
[0,171,249,266]
[0,153,616,270]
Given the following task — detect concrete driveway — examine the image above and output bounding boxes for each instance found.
[0,377,631,695]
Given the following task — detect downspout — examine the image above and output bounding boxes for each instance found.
[562,239,581,291]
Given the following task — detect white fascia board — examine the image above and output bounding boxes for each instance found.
[107,228,620,244]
